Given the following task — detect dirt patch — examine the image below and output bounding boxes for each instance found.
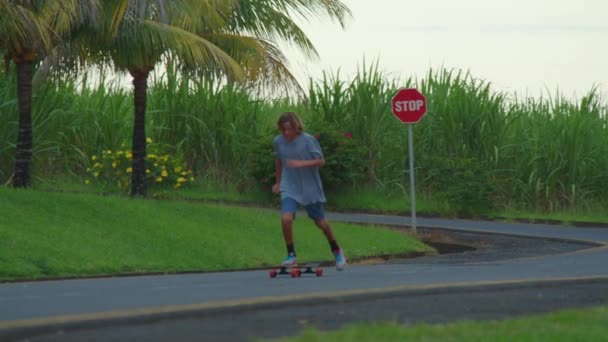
[342,224,595,267]
[389,227,595,265]
[342,226,480,267]
[414,230,478,254]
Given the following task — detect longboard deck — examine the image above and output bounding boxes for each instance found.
[269,263,323,278]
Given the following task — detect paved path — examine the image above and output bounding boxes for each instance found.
[1,213,607,340]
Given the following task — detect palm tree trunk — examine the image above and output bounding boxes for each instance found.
[129,67,151,197]
[12,52,35,188]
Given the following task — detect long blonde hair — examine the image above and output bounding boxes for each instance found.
[277,112,304,134]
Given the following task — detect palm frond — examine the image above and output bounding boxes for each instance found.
[106,18,243,80]
[200,32,304,96]
[225,0,319,59]
[284,0,351,27]
[0,2,53,53]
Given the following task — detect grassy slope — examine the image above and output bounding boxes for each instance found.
[37,177,608,225]
[0,187,432,280]
[163,185,608,225]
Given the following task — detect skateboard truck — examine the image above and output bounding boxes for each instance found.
[269,264,323,278]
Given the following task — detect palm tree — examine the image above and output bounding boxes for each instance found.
[0,0,98,188]
[88,0,350,197]
[86,0,247,197]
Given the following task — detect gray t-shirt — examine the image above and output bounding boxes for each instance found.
[273,132,326,205]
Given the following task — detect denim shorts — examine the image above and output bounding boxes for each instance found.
[281,197,325,221]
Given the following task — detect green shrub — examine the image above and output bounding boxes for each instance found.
[423,156,494,215]
[315,130,368,191]
[247,131,367,194]
[247,136,277,196]
[85,139,195,193]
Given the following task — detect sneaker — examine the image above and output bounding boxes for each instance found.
[281,253,297,267]
[333,249,346,271]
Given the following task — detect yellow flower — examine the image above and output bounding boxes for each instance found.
[177,177,187,183]
[148,154,157,159]
[93,172,100,177]
[174,166,182,173]
[146,137,152,143]
[127,152,132,159]
[181,171,188,176]
[154,163,159,167]
[190,177,195,182]
[155,177,163,183]
[146,169,151,174]
[93,162,102,168]
[91,155,97,161]
[174,184,181,189]
[126,167,133,173]
[161,170,168,177]
[85,179,91,184]
[112,162,118,169]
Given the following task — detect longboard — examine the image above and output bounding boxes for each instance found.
[269,263,323,278]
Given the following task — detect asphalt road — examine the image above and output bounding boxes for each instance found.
[2,212,608,341]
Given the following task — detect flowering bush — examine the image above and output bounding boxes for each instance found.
[85,138,195,192]
[247,130,367,193]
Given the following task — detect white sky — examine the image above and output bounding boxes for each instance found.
[285,0,608,99]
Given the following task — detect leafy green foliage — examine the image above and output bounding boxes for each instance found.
[314,130,368,191]
[247,135,277,197]
[85,139,194,193]
[247,130,367,195]
[1,66,607,215]
[423,156,494,216]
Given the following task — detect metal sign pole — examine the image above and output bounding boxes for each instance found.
[408,124,417,234]
[392,88,425,235]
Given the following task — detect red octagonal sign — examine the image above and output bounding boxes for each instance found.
[391,88,427,124]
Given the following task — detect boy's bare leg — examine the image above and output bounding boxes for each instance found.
[316,218,346,270]
[314,218,337,242]
[281,212,295,245]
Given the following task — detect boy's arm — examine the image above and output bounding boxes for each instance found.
[286,159,325,168]
[285,135,325,168]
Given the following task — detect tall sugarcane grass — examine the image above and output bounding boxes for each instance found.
[0,67,135,182]
[504,89,608,211]
[306,61,405,186]
[1,62,606,213]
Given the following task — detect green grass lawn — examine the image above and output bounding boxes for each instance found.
[4,183,607,339]
[0,187,432,281]
[278,305,608,341]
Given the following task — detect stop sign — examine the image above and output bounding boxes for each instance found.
[391,88,427,124]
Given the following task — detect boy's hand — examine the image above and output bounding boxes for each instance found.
[272,183,280,194]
